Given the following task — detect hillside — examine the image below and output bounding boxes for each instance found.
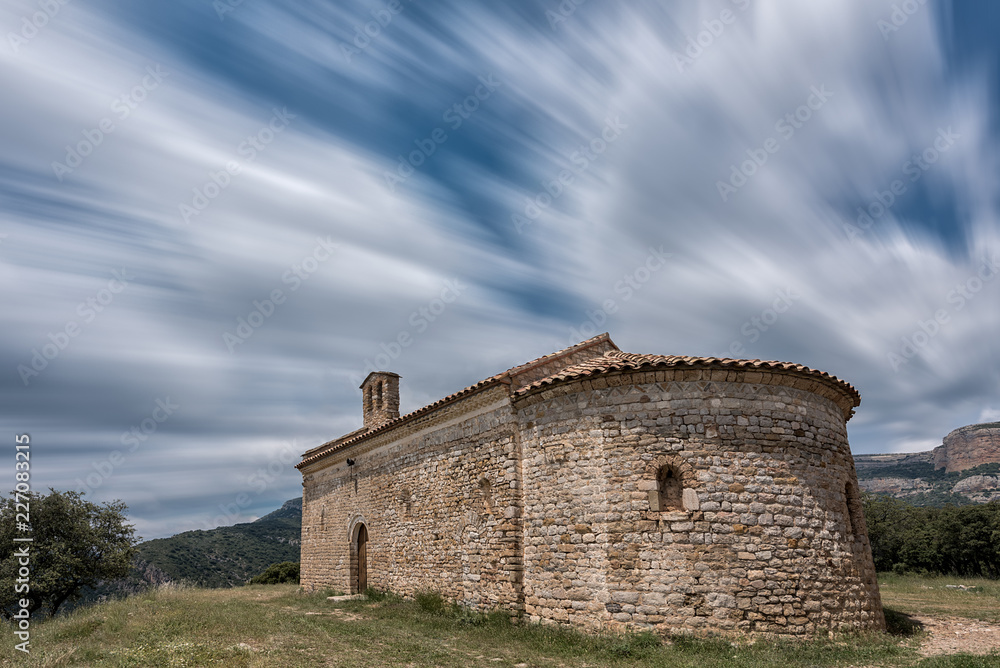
[853,421,1000,506]
[134,497,302,587]
[854,459,1000,505]
[90,497,302,600]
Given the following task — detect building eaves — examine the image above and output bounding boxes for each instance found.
[296,333,617,470]
[515,350,861,408]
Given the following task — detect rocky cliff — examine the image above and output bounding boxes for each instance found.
[853,422,1000,505]
[935,423,1000,473]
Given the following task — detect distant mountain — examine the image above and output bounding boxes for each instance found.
[82,498,302,605]
[854,423,1000,506]
[854,458,1000,506]
[133,497,302,587]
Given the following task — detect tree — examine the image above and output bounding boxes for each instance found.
[861,492,917,572]
[249,561,300,585]
[0,489,138,619]
[935,503,1000,577]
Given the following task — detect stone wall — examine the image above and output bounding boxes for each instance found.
[935,423,1000,473]
[299,384,526,611]
[360,371,400,429]
[514,368,883,635]
[299,344,884,637]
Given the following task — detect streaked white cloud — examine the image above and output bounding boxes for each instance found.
[2,0,997,536]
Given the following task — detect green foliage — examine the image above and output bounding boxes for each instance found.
[248,561,299,584]
[402,589,515,629]
[364,587,391,602]
[863,493,1000,577]
[414,589,447,615]
[128,498,301,589]
[857,462,1000,508]
[606,631,661,658]
[904,491,977,508]
[856,460,948,482]
[0,489,138,619]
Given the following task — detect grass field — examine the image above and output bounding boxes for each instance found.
[878,574,1000,624]
[1,576,999,667]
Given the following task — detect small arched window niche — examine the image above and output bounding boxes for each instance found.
[644,456,699,515]
[656,465,683,511]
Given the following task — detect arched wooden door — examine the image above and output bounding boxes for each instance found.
[356,524,368,593]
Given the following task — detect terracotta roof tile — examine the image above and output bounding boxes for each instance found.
[298,336,859,469]
[296,333,615,468]
[515,350,861,407]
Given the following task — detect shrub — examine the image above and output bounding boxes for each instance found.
[364,587,392,601]
[606,631,661,658]
[248,561,299,585]
[414,589,447,615]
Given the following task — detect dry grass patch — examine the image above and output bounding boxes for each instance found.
[879,574,1000,623]
[1,578,999,667]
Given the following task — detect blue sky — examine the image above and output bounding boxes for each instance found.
[3,0,998,540]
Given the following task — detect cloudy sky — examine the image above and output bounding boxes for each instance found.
[3,0,998,540]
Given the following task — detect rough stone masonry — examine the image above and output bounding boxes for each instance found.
[297,334,884,635]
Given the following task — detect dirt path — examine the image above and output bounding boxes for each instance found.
[912,615,1000,656]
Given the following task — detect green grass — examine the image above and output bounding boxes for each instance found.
[915,657,1000,668]
[879,573,1000,623]
[0,576,998,667]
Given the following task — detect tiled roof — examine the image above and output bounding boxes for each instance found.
[298,336,860,469]
[515,350,861,406]
[503,332,616,377]
[296,333,616,468]
[300,426,367,457]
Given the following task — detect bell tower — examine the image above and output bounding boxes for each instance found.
[360,371,400,429]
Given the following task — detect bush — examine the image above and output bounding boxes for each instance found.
[606,631,661,658]
[364,587,391,601]
[248,561,299,585]
[414,589,447,615]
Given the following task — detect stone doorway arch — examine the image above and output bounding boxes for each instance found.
[350,521,369,594]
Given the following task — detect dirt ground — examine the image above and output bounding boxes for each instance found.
[913,615,1000,657]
